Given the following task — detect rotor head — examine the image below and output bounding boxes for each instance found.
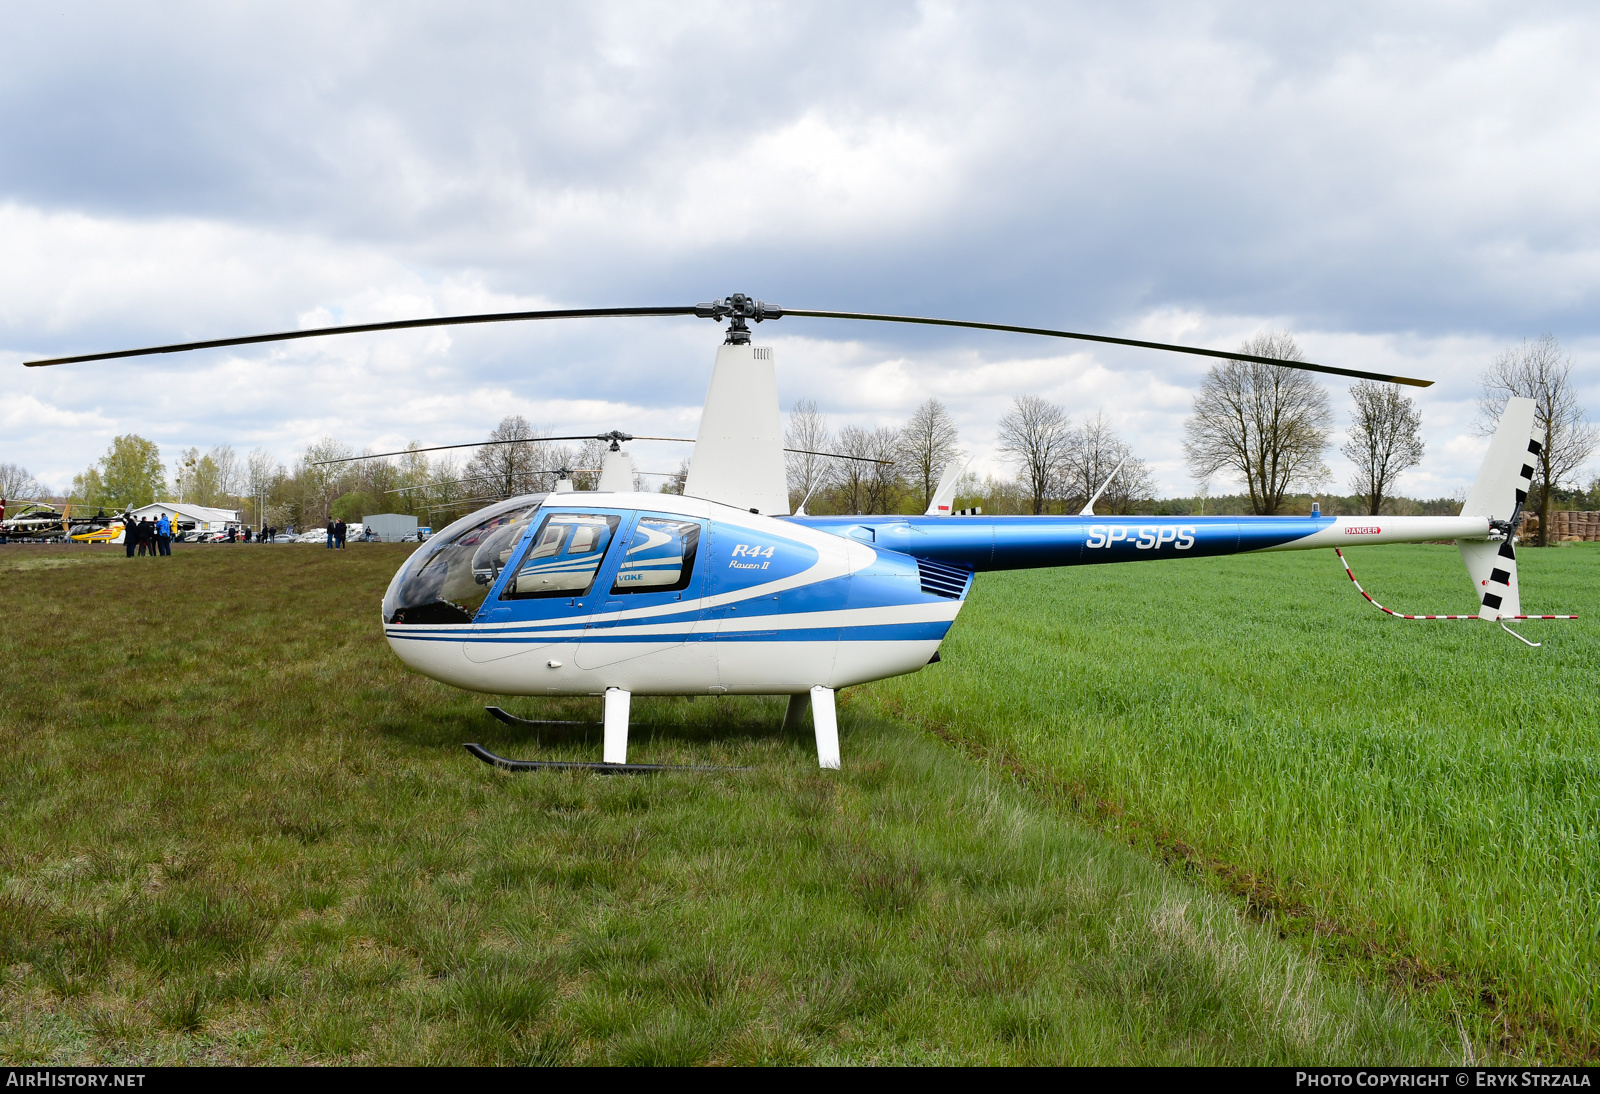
[695,294,783,344]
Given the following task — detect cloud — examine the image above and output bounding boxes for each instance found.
[1,3,1597,495]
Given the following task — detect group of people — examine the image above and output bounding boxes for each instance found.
[123,514,268,555]
[115,515,354,553]
[124,514,172,556]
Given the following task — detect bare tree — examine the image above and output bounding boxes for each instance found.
[996,394,1072,514]
[1343,381,1424,516]
[659,458,690,495]
[299,437,353,526]
[1056,411,1155,513]
[1182,332,1332,515]
[784,399,834,511]
[210,445,241,500]
[1479,333,1598,546]
[246,448,279,499]
[900,398,961,511]
[863,426,904,514]
[0,463,42,502]
[571,439,608,491]
[467,416,545,498]
[243,448,282,528]
[835,425,875,514]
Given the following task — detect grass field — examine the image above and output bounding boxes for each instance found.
[864,543,1599,1060]
[0,542,1448,1065]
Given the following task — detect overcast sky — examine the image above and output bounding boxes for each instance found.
[3,1,1598,498]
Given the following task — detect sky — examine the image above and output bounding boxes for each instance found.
[3,1,1598,499]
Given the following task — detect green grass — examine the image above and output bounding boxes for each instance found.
[0,543,1439,1064]
[862,543,1600,1061]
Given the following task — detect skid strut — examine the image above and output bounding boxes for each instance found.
[468,695,745,773]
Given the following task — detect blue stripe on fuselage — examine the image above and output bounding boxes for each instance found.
[390,620,952,645]
[785,515,1333,571]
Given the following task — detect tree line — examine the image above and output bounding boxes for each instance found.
[1177,330,1596,545]
[34,417,615,533]
[9,331,1592,545]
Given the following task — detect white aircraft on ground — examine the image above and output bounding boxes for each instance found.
[26,295,1574,771]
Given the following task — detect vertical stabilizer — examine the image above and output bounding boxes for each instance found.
[1461,539,1522,619]
[1460,397,1537,520]
[684,344,790,515]
[925,455,974,516]
[1458,396,1539,620]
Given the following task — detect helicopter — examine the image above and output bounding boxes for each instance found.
[0,501,121,543]
[25,294,1575,770]
[0,501,69,540]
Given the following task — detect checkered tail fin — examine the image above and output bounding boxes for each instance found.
[1458,397,1540,620]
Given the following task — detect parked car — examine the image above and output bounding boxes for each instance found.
[294,528,328,544]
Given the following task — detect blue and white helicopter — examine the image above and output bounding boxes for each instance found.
[27,294,1572,771]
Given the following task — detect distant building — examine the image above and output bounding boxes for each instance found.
[129,502,239,535]
[362,513,419,542]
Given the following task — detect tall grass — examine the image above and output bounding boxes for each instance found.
[862,543,1599,1061]
[0,543,1438,1064]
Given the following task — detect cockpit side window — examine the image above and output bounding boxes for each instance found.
[611,518,700,594]
[501,513,621,600]
[524,523,567,561]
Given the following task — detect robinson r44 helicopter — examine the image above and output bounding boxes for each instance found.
[27,295,1575,771]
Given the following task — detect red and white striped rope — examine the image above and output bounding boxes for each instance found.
[1334,548,1577,620]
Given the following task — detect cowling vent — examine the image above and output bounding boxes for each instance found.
[917,559,973,600]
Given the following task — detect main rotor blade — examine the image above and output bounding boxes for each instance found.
[24,295,1433,387]
[22,306,698,367]
[782,309,1433,388]
[314,434,696,466]
[785,446,894,465]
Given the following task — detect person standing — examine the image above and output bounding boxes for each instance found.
[325,522,334,549]
[335,518,347,549]
[156,513,172,556]
[123,511,136,558]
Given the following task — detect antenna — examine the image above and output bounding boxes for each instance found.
[1079,456,1126,516]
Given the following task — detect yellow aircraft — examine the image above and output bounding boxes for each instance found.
[69,521,125,544]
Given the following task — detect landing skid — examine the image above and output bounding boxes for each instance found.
[484,705,594,727]
[463,742,734,775]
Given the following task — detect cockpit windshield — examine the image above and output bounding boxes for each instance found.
[382,495,547,624]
